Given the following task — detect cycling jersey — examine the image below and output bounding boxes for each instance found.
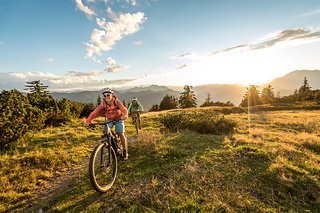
[86,98,128,123]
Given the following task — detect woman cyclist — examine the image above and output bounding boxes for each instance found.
[84,88,129,160]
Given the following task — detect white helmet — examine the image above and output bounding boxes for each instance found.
[132,97,137,101]
[101,87,114,95]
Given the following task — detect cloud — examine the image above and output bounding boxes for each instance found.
[104,57,129,72]
[175,64,187,69]
[139,27,320,86]
[0,71,134,91]
[86,8,146,59]
[133,40,143,45]
[75,0,96,17]
[126,0,137,6]
[200,27,320,57]
[43,57,54,63]
[300,9,320,17]
[172,52,206,60]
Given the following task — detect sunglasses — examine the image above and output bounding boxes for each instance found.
[103,93,112,97]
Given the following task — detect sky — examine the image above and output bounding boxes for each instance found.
[1,0,320,91]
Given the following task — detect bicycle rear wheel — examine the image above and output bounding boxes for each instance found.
[135,116,139,135]
[89,143,117,193]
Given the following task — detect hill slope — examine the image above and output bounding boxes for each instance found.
[268,69,320,96]
[50,70,320,107]
[3,107,320,212]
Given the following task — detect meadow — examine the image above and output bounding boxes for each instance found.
[0,107,320,212]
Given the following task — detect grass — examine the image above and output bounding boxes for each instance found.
[1,108,320,212]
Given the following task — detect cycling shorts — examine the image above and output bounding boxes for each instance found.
[106,119,125,133]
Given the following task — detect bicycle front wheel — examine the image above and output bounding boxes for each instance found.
[89,143,117,193]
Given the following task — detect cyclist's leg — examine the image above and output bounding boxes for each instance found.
[104,119,114,134]
[115,121,128,159]
[137,112,142,129]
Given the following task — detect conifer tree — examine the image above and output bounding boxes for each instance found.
[240,85,261,107]
[159,94,178,110]
[179,85,197,108]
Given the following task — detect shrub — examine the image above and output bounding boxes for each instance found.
[0,90,45,150]
[160,111,236,135]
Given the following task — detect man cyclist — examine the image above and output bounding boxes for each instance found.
[84,88,129,160]
[127,97,144,129]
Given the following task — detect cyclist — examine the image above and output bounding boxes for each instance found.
[84,88,129,160]
[127,97,144,129]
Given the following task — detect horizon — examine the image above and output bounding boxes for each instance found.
[1,0,320,91]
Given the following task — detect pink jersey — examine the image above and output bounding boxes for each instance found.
[85,98,128,123]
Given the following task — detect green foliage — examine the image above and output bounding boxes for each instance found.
[160,111,236,135]
[149,104,160,112]
[260,85,275,104]
[240,85,261,107]
[80,102,95,118]
[0,90,45,150]
[159,94,178,110]
[179,85,197,108]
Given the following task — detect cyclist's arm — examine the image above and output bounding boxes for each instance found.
[116,99,128,119]
[138,102,144,112]
[127,103,132,114]
[85,104,105,125]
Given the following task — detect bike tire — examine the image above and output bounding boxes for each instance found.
[135,116,139,135]
[89,143,117,193]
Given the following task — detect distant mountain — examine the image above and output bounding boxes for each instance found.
[119,85,170,93]
[51,70,320,110]
[193,84,246,105]
[51,85,180,111]
[267,70,320,96]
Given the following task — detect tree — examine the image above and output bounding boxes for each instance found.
[96,95,102,106]
[0,89,44,150]
[240,85,261,107]
[179,85,197,108]
[260,85,275,104]
[149,104,159,112]
[159,94,178,110]
[25,80,49,97]
[298,77,312,100]
[201,93,213,107]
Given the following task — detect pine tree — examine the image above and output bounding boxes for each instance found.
[201,93,213,107]
[240,85,261,107]
[25,80,49,97]
[159,94,178,110]
[298,77,312,100]
[96,95,102,106]
[260,85,275,104]
[179,85,197,108]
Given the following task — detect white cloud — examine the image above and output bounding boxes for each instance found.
[86,8,146,59]
[300,9,320,17]
[104,57,129,72]
[135,27,320,86]
[126,0,137,6]
[0,71,134,91]
[133,40,143,45]
[75,0,96,17]
[44,57,54,63]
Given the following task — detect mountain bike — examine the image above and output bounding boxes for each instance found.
[88,121,123,193]
[131,112,140,135]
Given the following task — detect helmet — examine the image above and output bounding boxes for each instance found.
[101,87,114,95]
[132,97,137,101]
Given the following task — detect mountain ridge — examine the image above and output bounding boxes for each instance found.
[51,70,320,110]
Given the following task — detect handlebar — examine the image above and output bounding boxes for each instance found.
[88,120,124,127]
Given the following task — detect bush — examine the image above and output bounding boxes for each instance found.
[0,90,45,150]
[160,111,236,135]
